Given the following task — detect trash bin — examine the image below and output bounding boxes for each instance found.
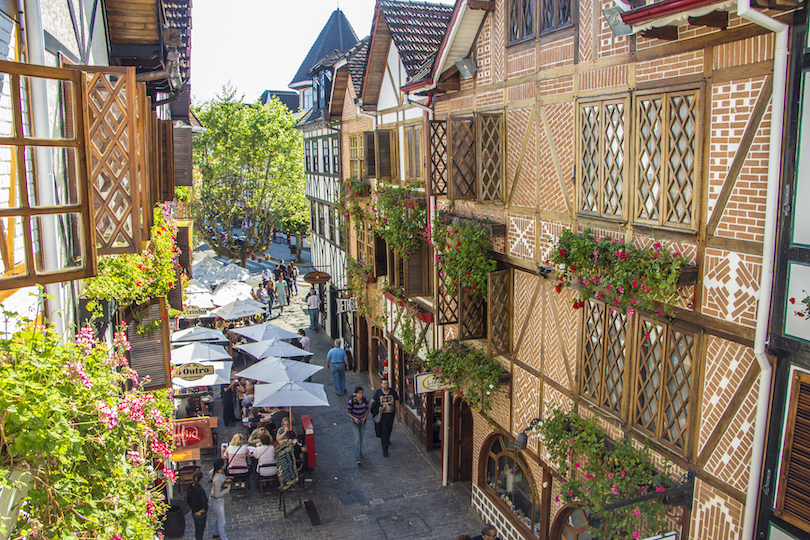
[164,504,185,538]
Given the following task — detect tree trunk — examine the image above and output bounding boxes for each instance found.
[296,234,303,263]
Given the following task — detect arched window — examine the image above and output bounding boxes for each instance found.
[482,434,542,537]
[550,507,594,540]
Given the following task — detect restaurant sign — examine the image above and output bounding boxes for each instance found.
[173,417,213,449]
[415,372,455,394]
[173,362,215,381]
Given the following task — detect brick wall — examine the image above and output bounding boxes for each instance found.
[597,0,629,58]
[508,214,536,261]
[476,89,505,109]
[507,47,536,78]
[691,479,744,540]
[507,107,537,208]
[476,14,493,86]
[537,102,573,213]
[539,75,573,96]
[578,64,628,92]
[578,0,593,63]
[507,82,533,103]
[538,36,574,70]
[636,50,704,83]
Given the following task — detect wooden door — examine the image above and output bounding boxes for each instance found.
[452,397,473,484]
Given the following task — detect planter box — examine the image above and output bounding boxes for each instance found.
[677,264,699,286]
[416,311,434,323]
[448,214,506,237]
[383,291,397,303]
[498,371,511,384]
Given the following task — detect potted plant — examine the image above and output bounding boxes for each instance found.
[374,185,427,258]
[423,341,504,415]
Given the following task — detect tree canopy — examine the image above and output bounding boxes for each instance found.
[192,85,305,264]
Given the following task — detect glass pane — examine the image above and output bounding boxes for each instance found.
[375,338,388,380]
[26,146,81,207]
[0,215,26,279]
[0,145,19,209]
[403,356,421,416]
[490,435,503,455]
[0,71,13,138]
[31,212,85,273]
[20,77,76,140]
[792,71,810,246]
[487,456,497,490]
[511,462,534,531]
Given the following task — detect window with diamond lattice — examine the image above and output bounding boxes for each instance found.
[488,269,511,357]
[540,0,572,33]
[578,98,627,219]
[634,318,698,452]
[448,113,503,202]
[429,120,448,195]
[479,114,503,202]
[635,88,701,230]
[508,0,534,44]
[580,300,628,416]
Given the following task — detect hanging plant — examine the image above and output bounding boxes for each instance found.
[374,185,427,258]
[423,341,503,415]
[431,206,496,300]
[549,228,689,317]
[337,178,371,230]
[789,292,810,319]
[347,256,385,327]
[535,407,675,540]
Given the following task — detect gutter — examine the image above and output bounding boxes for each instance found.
[735,1,789,538]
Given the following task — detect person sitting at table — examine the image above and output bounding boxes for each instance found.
[252,434,277,478]
[246,408,262,431]
[276,416,297,443]
[241,380,254,418]
[185,395,202,417]
[247,422,270,446]
[270,409,292,431]
[223,433,249,467]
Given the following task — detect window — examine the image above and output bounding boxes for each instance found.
[310,201,317,233]
[578,300,700,454]
[635,88,700,229]
[303,88,313,110]
[328,205,336,242]
[322,139,330,174]
[404,124,424,182]
[349,134,364,179]
[317,203,325,236]
[540,0,572,34]
[508,0,534,44]
[338,210,347,246]
[305,141,311,172]
[578,97,627,219]
[775,371,810,534]
[375,128,398,181]
[508,0,572,44]
[447,113,504,202]
[332,137,340,174]
[312,139,319,173]
[356,220,374,264]
[483,434,542,537]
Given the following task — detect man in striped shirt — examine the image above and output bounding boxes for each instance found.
[347,386,370,466]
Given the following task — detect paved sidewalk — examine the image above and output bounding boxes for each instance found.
[176,251,484,540]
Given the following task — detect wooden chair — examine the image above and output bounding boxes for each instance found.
[257,464,279,495]
[175,465,200,497]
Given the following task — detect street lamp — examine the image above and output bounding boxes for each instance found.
[515,418,541,450]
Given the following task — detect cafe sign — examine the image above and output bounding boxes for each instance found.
[415,372,455,394]
[173,362,215,381]
[173,417,213,449]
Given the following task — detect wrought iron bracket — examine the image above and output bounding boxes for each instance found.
[603,470,695,511]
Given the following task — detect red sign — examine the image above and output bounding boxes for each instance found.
[173,417,213,449]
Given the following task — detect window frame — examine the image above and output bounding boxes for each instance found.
[404,122,424,183]
[332,136,340,175]
[312,138,319,173]
[349,133,365,180]
[305,141,311,172]
[322,138,330,174]
[507,0,535,46]
[447,112,504,203]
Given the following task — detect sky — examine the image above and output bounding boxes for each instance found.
[190,0,380,106]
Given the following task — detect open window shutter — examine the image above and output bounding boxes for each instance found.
[177,224,192,274]
[374,235,387,277]
[168,268,183,310]
[775,371,810,533]
[405,240,429,297]
[364,131,375,180]
[436,260,459,325]
[487,269,512,357]
[160,120,175,202]
[478,113,503,202]
[449,117,476,200]
[375,129,397,181]
[459,287,487,340]
[173,124,193,187]
[126,297,171,389]
[429,120,448,195]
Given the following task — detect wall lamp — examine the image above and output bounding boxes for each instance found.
[454,57,477,80]
[515,418,541,450]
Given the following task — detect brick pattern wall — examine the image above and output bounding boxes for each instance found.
[451,95,475,113]
[578,65,628,92]
[476,14,493,86]
[578,0,593,63]
[507,107,537,207]
[343,88,356,120]
[539,75,574,96]
[702,248,762,327]
[494,0,505,82]
[538,219,569,265]
[542,284,578,391]
[490,375,512,431]
[714,33,775,70]
[512,365,540,452]
[471,412,489,486]
[476,89,505,109]
[537,102,574,213]
[508,214,536,261]
[636,50,704,83]
[513,270,542,372]
[507,82,534,103]
[507,47,536,78]
[538,36,574,70]
[598,0,629,58]
[434,100,450,117]
[691,479,744,540]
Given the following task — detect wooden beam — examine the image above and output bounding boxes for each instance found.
[675,310,756,348]
[641,26,679,41]
[707,75,773,235]
[688,11,729,29]
[539,106,573,216]
[436,80,460,92]
[468,0,495,9]
[706,235,763,256]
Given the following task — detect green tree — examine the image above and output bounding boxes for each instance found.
[193,85,305,265]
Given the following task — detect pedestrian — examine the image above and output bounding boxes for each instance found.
[370,378,399,457]
[266,281,275,317]
[298,329,310,352]
[262,267,272,287]
[307,289,322,332]
[347,386,369,466]
[221,376,238,426]
[272,263,282,281]
[472,524,500,540]
[327,338,349,396]
[289,262,299,295]
[209,458,232,540]
[275,274,288,314]
[186,470,207,540]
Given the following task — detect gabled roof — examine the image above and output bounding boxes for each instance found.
[289,9,359,89]
[260,90,299,111]
[327,36,371,121]
[347,37,371,93]
[362,0,454,109]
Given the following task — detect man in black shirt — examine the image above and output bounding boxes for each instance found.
[186,470,208,540]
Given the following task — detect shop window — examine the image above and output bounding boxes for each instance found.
[403,349,422,417]
[373,332,388,380]
[404,123,424,182]
[775,371,810,534]
[448,113,503,202]
[375,128,398,181]
[551,507,593,540]
[483,434,542,537]
[578,97,627,219]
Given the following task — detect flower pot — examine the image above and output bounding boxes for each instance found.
[163,504,185,538]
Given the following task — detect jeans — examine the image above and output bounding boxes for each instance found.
[309,308,319,331]
[210,497,227,540]
[352,421,366,461]
[192,511,207,540]
[331,364,346,395]
[380,413,395,453]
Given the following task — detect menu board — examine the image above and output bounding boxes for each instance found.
[276,441,299,490]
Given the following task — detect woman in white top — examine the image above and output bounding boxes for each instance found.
[223,433,249,473]
[252,434,277,477]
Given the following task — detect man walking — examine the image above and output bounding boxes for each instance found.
[307,289,321,332]
[371,379,399,457]
[472,524,500,540]
[327,338,349,396]
[347,386,369,466]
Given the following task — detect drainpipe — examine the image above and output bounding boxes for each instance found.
[736,2,788,539]
[22,0,64,335]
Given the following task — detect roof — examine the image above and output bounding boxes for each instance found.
[260,90,299,111]
[163,0,192,83]
[377,0,454,79]
[346,37,371,93]
[289,9,359,88]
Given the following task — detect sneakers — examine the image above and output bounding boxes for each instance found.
[357,460,361,466]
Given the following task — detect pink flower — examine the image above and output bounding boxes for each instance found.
[585,473,592,479]
[633,533,640,539]
[608,473,613,479]
[574,463,580,468]
[626,308,635,315]
[634,509,641,517]
[653,242,662,249]
[583,279,590,285]
[652,253,659,258]
[620,470,626,477]
[611,484,619,495]
[656,486,666,492]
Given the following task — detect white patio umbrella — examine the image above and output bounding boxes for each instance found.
[236,357,322,384]
[235,338,313,360]
[230,323,299,342]
[209,299,267,320]
[171,326,227,343]
[170,342,231,365]
[211,279,253,306]
[253,380,330,408]
[172,360,232,388]
[186,279,212,294]
[185,292,216,309]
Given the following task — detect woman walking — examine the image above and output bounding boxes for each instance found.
[210,458,231,540]
[186,470,208,540]
[275,275,288,314]
[347,386,370,466]
[289,262,299,295]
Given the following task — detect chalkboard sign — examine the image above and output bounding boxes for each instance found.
[276,441,299,490]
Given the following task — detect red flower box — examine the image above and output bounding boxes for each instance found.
[416,311,434,323]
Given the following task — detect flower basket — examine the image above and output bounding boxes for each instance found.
[448,214,506,237]
[676,264,699,286]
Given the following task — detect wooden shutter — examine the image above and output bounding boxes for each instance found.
[173,124,193,187]
[776,371,810,533]
[177,224,192,273]
[405,240,430,297]
[436,261,459,325]
[449,117,476,199]
[374,235,388,277]
[364,131,376,180]
[459,287,486,340]
[375,129,397,181]
[168,269,183,310]
[429,120,448,195]
[160,120,175,202]
[488,269,511,357]
[478,113,503,202]
[126,297,171,390]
